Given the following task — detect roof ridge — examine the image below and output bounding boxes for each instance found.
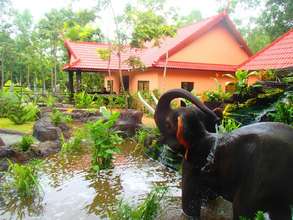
[238,28,293,69]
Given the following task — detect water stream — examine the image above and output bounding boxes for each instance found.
[0,141,183,220]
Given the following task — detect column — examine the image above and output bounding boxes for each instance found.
[76,70,82,92]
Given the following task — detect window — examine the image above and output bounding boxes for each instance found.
[138,81,150,92]
[181,82,194,92]
[107,80,113,93]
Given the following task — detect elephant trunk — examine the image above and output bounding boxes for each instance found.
[154,89,220,133]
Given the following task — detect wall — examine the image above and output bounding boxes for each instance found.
[169,22,249,65]
[158,68,233,95]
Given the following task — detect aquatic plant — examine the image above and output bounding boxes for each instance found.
[2,160,42,198]
[87,112,122,172]
[219,117,241,133]
[51,109,72,126]
[61,128,88,154]
[134,127,159,146]
[109,186,167,220]
[18,135,34,152]
[74,91,95,108]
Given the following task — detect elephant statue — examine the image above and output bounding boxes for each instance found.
[154,89,293,220]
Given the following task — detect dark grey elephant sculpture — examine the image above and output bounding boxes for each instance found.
[154,89,293,220]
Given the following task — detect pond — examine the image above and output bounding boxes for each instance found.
[0,141,184,220]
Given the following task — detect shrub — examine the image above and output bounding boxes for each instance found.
[8,104,31,125]
[74,91,95,108]
[225,70,257,98]
[3,160,42,198]
[109,186,167,220]
[51,109,72,126]
[203,79,231,102]
[18,135,34,151]
[270,102,293,125]
[0,91,20,117]
[219,117,241,133]
[87,111,122,172]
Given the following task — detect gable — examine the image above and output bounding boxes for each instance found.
[168,22,250,65]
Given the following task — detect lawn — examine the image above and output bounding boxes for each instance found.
[0,118,34,134]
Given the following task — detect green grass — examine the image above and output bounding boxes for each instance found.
[0,118,34,134]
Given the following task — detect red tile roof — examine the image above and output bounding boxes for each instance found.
[240,29,293,71]
[64,12,251,72]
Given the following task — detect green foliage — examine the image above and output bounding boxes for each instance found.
[51,109,72,126]
[0,91,19,117]
[109,186,167,220]
[61,128,88,154]
[219,117,241,133]
[97,48,111,61]
[74,91,95,109]
[270,102,293,125]
[203,79,231,102]
[135,127,159,146]
[43,94,56,107]
[128,9,176,48]
[18,135,34,152]
[225,70,257,98]
[8,104,31,125]
[239,211,266,220]
[2,160,42,198]
[87,111,122,172]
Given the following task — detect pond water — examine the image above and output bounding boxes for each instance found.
[0,141,184,220]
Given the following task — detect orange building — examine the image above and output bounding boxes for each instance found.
[64,12,252,95]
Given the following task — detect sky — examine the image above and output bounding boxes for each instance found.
[10,0,262,41]
[11,0,223,39]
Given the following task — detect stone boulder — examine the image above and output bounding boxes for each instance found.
[0,137,5,147]
[114,109,143,137]
[33,117,62,142]
[31,141,61,157]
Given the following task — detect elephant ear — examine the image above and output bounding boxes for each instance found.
[176,115,190,160]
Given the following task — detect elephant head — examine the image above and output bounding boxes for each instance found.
[154,89,220,153]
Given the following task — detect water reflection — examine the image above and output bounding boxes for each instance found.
[0,193,44,220]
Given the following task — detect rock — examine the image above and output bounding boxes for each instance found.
[31,141,61,157]
[0,146,14,158]
[114,109,143,137]
[33,117,62,142]
[0,137,5,147]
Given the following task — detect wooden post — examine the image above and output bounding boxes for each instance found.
[76,70,82,92]
[68,71,74,98]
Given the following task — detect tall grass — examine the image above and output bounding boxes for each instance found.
[109,186,167,220]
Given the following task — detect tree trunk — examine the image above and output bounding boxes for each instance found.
[1,51,4,90]
[118,51,125,93]
[27,66,30,89]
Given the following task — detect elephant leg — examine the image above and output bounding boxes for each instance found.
[182,160,202,219]
[268,205,291,220]
[232,190,256,220]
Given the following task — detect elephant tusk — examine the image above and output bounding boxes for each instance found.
[150,91,158,105]
[137,91,155,115]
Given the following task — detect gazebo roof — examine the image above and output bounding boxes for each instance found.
[240,29,293,71]
[64,12,251,72]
